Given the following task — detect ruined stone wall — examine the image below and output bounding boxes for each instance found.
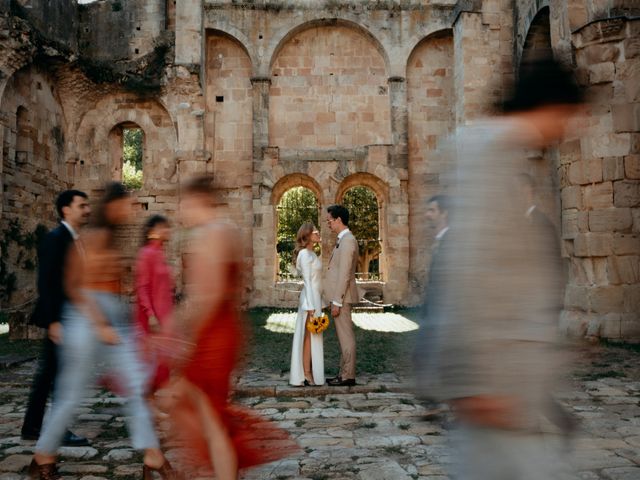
[78,0,166,61]
[0,65,69,308]
[10,0,78,51]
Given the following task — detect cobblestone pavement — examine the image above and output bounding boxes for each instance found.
[0,344,638,480]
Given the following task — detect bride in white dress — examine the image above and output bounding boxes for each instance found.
[289,223,325,386]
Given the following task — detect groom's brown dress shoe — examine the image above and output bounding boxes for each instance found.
[328,377,356,387]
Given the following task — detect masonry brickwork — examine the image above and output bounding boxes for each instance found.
[0,0,638,340]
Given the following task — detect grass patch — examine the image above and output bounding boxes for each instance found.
[294,419,305,427]
[360,422,377,429]
[398,423,411,430]
[243,308,419,376]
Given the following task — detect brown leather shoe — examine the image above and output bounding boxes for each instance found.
[27,460,61,480]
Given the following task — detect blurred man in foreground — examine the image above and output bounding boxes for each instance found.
[420,58,583,479]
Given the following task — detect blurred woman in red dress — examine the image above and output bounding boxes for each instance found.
[134,214,174,394]
[166,176,297,479]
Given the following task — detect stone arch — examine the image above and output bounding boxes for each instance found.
[108,121,145,186]
[74,95,177,194]
[267,18,390,74]
[404,28,454,73]
[336,172,388,206]
[204,27,255,73]
[269,23,392,149]
[520,6,552,68]
[336,173,389,284]
[516,3,552,69]
[271,173,324,207]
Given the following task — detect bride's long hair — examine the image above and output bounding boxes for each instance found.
[293,222,315,265]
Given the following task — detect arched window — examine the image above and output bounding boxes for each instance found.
[276,186,319,280]
[342,186,382,281]
[109,123,144,189]
[15,106,31,165]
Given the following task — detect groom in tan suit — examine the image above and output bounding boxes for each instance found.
[324,204,359,386]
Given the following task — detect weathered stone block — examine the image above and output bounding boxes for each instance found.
[562,186,582,209]
[558,139,581,165]
[603,156,626,181]
[574,233,613,257]
[613,180,640,207]
[621,313,640,340]
[569,158,603,185]
[600,313,622,339]
[562,209,579,239]
[613,234,640,254]
[583,43,621,64]
[589,62,615,84]
[590,286,624,314]
[633,208,640,232]
[584,182,613,209]
[623,285,640,313]
[625,155,640,179]
[565,285,589,309]
[612,103,640,133]
[589,208,633,232]
[592,133,631,158]
[607,255,640,284]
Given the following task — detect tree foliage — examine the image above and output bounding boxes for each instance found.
[342,186,381,278]
[122,127,143,190]
[276,187,318,278]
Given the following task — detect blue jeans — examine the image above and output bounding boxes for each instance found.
[36,291,159,454]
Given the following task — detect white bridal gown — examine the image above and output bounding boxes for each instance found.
[289,248,325,386]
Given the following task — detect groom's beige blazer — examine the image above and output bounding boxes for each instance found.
[323,230,359,306]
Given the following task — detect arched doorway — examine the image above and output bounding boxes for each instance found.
[276,186,320,280]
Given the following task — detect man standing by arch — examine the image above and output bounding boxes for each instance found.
[324,204,359,387]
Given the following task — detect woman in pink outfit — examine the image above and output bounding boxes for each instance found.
[135,214,175,394]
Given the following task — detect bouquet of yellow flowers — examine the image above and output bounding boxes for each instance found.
[306,312,330,334]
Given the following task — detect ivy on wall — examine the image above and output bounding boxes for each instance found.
[0,218,47,303]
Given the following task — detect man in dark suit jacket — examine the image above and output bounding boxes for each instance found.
[414,195,451,399]
[21,190,91,446]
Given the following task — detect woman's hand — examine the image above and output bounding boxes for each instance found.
[97,325,120,345]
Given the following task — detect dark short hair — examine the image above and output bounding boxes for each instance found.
[503,58,583,113]
[327,204,349,226]
[92,181,129,228]
[428,195,451,216]
[55,189,88,220]
[142,214,169,244]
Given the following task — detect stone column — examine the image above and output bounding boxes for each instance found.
[251,76,271,163]
[388,76,408,169]
[453,2,514,124]
[250,76,272,306]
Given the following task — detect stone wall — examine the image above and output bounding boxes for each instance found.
[1,0,639,340]
[0,65,69,308]
[78,0,166,61]
[560,16,640,340]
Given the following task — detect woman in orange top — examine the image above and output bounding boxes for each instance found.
[32,182,177,480]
